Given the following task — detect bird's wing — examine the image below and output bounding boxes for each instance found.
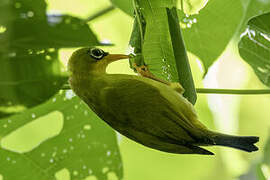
[98,76,202,143]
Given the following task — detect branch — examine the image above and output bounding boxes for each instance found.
[132,0,144,49]
[85,5,115,22]
[196,88,270,95]
[61,84,270,95]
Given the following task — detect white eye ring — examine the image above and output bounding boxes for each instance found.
[89,48,105,60]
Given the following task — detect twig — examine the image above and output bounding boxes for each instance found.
[61,84,270,95]
[85,5,115,22]
[132,0,144,50]
[196,88,270,95]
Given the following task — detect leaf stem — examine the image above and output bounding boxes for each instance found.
[132,0,144,50]
[180,0,184,11]
[85,5,115,22]
[196,88,270,95]
[61,84,270,95]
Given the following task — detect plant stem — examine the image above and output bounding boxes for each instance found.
[132,0,144,50]
[85,5,115,22]
[180,0,184,12]
[196,88,270,95]
[61,84,270,95]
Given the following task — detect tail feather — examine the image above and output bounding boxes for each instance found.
[212,134,259,152]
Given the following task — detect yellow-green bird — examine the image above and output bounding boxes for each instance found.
[68,47,259,155]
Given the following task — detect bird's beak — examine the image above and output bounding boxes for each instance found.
[105,54,130,63]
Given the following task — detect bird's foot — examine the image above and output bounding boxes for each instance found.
[132,63,157,80]
[132,63,185,94]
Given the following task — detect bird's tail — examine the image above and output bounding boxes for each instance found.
[211,133,259,152]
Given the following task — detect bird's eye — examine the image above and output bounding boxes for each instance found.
[89,48,107,60]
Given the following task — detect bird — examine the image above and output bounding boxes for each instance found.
[68,47,259,155]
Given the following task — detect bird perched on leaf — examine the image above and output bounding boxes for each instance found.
[68,47,259,155]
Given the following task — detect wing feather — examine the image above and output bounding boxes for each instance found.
[99,77,199,143]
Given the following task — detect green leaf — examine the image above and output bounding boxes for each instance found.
[177,0,209,14]
[178,1,244,72]
[166,7,196,104]
[238,12,270,87]
[110,0,133,16]
[0,0,100,49]
[120,0,270,74]
[178,0,270,74]
[0,0,103,111]
[0,48,67,108]
[239,0,270,34]
[0,91,123,180]
[130,0,196,103]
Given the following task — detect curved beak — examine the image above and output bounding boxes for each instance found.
[105,54,130,63]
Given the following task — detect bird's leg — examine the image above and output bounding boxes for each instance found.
[132,63,185,94]
[132,63,169,85]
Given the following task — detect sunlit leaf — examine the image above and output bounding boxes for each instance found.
[0,0,100,49]
[110,0,133,16]
[178,0,270,74]
[110,0,270,75]
[130,0,196,103]
[177,0,209,14]
[0,0,102,111]
[0,91,123,180]
[0,48,67,109]
[238,12,270,87]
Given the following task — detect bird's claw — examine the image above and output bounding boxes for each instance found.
[132,63,185,94]
[132,63,153,78]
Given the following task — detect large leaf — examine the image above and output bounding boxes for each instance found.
[110,0,133,16]
[0,48,66,108]
[130,0,197,104]
[178,1,244,73]
[0,91,123,180]
[179,0,270,74]
[238,13,270,87]
[0,0,102,111]
[111,0,270,74]
[0,0,100,49]
[239,0,270,34]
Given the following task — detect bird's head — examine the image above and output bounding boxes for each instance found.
[68,47,129,75]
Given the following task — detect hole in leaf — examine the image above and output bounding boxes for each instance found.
[72,170,78,176]
[102,167,109,174]
[0,26,6,33]
[55,168,70,180]
[85,176,97,180]
[107,172,118,180]
[1,111,64,153]
[27,11,34,17]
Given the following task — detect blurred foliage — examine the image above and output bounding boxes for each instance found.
[239,12,270,87]
[0,0,270,179]
[0,0,122,179]
[0,0,101,113]
[0,91,122,180]
[178,0,270,75]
